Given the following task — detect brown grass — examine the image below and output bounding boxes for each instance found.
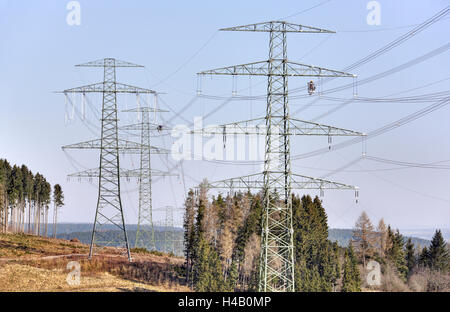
[0,233,190,292]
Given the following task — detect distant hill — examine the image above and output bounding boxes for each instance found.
[57,228,184,257]
[49,223,181,236]
[399,228,450,241]
[328,228,431,248]
[52,224,433,255]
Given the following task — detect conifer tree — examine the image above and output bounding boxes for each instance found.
[227,259,239,291]
[405,238,416,277]
[419,246,430,267]
[52,184,64,238]
[293,195,337,292]
[183,189,196,285]
[387,228,408,280]
[376,218,388,258]
[341,245,361,292]
[194,235,226,292]
[21,165,33,233]
[191,191,206,287]
[10,165,24,233]
[428,229,449,272]
[0,159,53,235]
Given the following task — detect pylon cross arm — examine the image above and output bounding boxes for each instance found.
[204,173,265,189]
[290,173,358,190]
[198,61,269,76]
[123,107,169,113]
[121,123,171,132]
[288,118,365,136]
[60,82,156,94]
[189,117,364,136]
[68,168,177,179]
[220,21,335,33]
[190,117,265,135]
[198,60,355,77]
[62,139,171,154]
[76,58,144,68]
[200,172,358,191]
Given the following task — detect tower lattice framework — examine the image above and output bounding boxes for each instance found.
[122,105,175,250]
[195,21,365,292]
[61,58,160,261]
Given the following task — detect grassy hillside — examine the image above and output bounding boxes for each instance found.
[0,233,189,292]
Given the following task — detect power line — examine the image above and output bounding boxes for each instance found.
[150,31,219,89]
[280,0,333,20]
[291,96,450,161]
[288,6,450,97]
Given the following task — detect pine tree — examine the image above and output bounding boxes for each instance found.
[227,259,239,291]
[419,246,430,267]
[0,159,53,236]
[428,229,449,272]
[33,173,43,235]
[387,228,408,281]
[194,236,212,291]
[0,160,8,232]
[1,160,12,232]
[194,236,226,292]
[341,245,361,292]
[41,178,51,237]
[183,189,196,285]
[293,195,337,292]
[21,165,33,234]
[52,184,64,238]
[405,238,416,277]
[9,165,23,233]
[376,218,388,258]
[191,191,206,287]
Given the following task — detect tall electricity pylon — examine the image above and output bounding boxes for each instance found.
[195,21,365,292]
[121,104,176,250]
[61,58,160,262]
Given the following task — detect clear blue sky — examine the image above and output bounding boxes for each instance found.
[1,0,449,231]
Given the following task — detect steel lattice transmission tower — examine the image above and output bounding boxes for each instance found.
[164,206,174,254]
[122,105,175,250]
[195,21,365,292]
[154,206,184,254]
[60,58,161,262]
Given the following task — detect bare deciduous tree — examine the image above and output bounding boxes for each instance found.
[352,211,377,268]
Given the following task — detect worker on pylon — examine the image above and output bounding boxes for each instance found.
[308,80,316,95]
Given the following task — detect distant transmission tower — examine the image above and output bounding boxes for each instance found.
[195,22,365,292]
[154,206,184,254]
[61,58,159,262]
[121,102,175,250]
[164,206,174,254]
